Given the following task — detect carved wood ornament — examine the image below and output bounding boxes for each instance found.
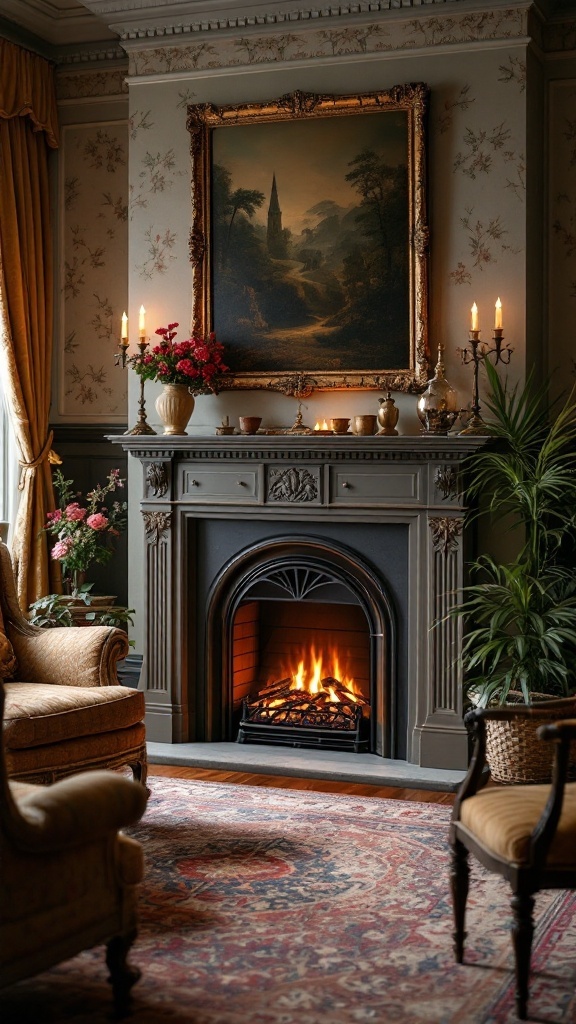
[142,510,172,544]
[429,517,463,555]
[268,468,319,502]
[146,463,169,497]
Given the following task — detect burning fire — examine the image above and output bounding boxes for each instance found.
[263,645,365,708]
[287,646,359,701]
[246,644,369,731]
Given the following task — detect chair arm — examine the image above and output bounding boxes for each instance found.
[8,625,129,687]
[466,697,576,724]
[8,770,148,852]
[538,718,576,742]
[525,718,576,864]
[451,710,489,822]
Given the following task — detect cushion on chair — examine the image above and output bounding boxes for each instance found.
[0,606,17,680]
[459,782,576,867]
[5,722,146,778]
[3,682,145,749]
[0,633,17,679]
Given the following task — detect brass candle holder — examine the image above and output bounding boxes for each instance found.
[457,327,513,436]
[115,336,157,436]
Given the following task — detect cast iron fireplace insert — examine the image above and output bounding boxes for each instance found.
[205,538,397,757]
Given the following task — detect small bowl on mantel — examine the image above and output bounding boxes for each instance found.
[239,417,262,435]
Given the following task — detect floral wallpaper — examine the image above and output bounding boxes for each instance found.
[56,68,128,101]
[59,122,128,419]
[127,8,527,76]
[54,2,566,427]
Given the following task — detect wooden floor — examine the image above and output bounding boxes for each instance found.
[148,764,456,805]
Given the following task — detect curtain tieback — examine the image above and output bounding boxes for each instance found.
[18,431,61,489]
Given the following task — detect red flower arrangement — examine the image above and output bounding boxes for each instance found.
[129,322,229,394]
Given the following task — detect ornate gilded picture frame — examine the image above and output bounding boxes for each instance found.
[187,85,430,395]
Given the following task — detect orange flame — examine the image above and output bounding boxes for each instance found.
[274,645,361,701]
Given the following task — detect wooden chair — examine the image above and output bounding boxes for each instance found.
[449,706,576,1020]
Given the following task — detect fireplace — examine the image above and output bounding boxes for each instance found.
[111,433,485,771]
[205,537,397,754]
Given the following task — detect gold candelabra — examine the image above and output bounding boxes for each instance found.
[116,337,157,436]
[457,327,513,435]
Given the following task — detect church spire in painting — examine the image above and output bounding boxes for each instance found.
[267,173,287,258]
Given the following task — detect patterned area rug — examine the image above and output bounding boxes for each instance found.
[2,778,576,1024]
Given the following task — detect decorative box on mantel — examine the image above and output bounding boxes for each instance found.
[109,434,486,771]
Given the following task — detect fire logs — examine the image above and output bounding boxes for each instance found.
[244,676,369,731]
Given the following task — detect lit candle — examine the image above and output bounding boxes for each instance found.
[494,297,503,330]
[121,311,128,345]
[471,302,479,332]
[138,305,146,339]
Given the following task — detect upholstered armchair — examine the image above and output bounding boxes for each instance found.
[0,679,148,1013]
[0,541,147,786]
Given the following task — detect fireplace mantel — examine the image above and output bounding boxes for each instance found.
[110,433,486,770]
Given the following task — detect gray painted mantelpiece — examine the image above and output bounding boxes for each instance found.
[109,433,486,771]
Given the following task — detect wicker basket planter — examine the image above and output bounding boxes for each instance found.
[484,694,576,784]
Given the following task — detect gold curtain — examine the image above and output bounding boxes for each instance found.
[0,39,59,609]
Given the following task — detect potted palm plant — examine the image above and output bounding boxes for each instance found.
[455,360,576,781]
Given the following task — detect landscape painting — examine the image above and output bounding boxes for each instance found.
[187,88,430,392]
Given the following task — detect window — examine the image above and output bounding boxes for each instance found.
[0,375,17,544]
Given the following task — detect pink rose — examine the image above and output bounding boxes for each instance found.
[65,503,86,521]
[87,513,109,530]
[157,362,170,376]
[46,509,62,525]
[51,538,73,559]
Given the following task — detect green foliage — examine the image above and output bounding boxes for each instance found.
[28,593,74,628]
[28,589,135,646]
[455,361,576,706]
[466,361,576,574]
[459,557,576,707]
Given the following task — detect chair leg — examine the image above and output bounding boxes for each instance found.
[450,838,470,963]
[129,759,149,794]
[510,892,535,1021]
[106,931,141,1018]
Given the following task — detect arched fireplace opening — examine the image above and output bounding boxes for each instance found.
[206,537,397,756]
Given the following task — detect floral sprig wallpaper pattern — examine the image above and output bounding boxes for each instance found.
[137,227,178,279]
[61,123,128,418]
[446,55,525,288]
[129,148,181,216]
[128,8,526,76]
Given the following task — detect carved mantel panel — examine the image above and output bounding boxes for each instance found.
[109,433,485,768]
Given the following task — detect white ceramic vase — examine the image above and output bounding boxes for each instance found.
[155,383,195,436]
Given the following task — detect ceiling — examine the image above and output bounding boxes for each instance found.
[0,0,116,47]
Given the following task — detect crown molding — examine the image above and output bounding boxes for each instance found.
[79,0,534,42]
